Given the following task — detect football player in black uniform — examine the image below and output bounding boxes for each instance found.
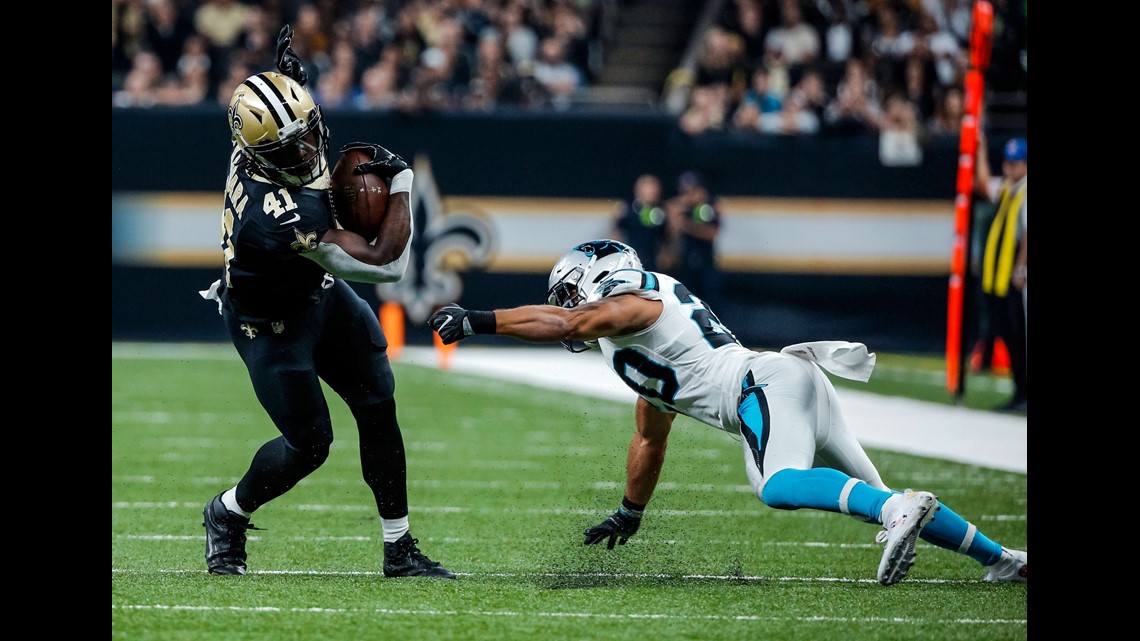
[198,26,453,579]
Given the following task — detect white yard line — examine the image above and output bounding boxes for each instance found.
[109,593,1025,627]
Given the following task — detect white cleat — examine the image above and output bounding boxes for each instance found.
[875,490,939,586]
[983,547,1027,583]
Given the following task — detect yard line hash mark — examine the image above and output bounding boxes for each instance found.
[110,602,1025,626]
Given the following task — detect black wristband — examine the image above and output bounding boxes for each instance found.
[621,496,647,513]
[467,310,496,335]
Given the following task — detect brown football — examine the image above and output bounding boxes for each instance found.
[329,148,390,241]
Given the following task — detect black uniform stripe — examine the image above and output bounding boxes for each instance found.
[255,73,298,120]
[241,74,297,129]
[738,371,771,476]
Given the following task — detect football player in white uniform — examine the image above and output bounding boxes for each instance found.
[428,239,1026,586]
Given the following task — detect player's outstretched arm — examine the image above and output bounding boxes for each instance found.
[583,398,675,549]
[428,296,662,345]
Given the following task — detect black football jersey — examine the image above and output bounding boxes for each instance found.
[218,147,336,322]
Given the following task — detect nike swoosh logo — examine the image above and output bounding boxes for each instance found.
[435,315,452,333]
[279,213,301,225]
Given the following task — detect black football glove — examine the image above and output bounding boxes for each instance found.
[275,25,308,86]
[583,508,641,549]
[340,142,410,178]
[428,304,478,345]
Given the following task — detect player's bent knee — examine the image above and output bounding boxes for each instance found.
[758,468,799,509]
[284,418,334,464]
[749,476,768,503]
[350,397,398,430]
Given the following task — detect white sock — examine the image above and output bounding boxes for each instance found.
[878,493,901,525]
[221,487,252,518]
[382,516,409,542]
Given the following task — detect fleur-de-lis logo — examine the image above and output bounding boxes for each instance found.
[291,228,319,252]
[229,103,243,133]
[377,154,495,323]
[240,323,258,339]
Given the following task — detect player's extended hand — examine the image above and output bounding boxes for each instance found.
[429,304,477,345]
[275,25,308,86]
[340,143,410,178]
[583,508,641,549]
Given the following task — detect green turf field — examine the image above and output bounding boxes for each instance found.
[112,343,1027,641]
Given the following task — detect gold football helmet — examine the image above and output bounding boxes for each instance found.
[228,71,329,187]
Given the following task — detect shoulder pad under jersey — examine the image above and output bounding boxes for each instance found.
[587,269,663,303]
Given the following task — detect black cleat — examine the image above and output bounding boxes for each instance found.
[202,493,257,575]
[383,533,456,579]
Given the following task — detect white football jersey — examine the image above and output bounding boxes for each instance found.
[592,269,768,435]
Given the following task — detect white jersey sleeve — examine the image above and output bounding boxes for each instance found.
[595,270,760,434]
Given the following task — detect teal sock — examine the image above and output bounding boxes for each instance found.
[760,468,891,521]
[919,502,1003,565]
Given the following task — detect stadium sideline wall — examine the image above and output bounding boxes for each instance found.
[112,108,972,353]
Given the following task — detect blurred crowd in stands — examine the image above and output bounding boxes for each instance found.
[112,0,605,112]
[112,0,1027,142]
[675,0,1025,143]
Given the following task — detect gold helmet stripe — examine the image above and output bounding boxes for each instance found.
[243,73,298,130]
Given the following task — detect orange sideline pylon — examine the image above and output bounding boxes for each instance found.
[968,337,1011,376]
[991,337,1011,375]
[379,301,405,360]
[433,328,456,370]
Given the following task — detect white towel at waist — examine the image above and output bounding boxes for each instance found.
[780,341,876,382]
[199,279,223,315]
